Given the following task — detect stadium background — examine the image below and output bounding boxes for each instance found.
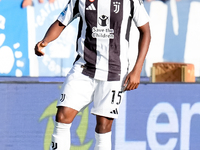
[0,0,200,149]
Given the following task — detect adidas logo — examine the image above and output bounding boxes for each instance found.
[86,3,96,10]
[110,108,118,114]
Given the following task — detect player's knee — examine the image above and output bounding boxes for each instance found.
[95,122,113,133]
[95,116,114,133]
[55,106,77,124]
[56,112,71,124]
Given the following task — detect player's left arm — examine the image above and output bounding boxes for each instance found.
[124,22,151,91]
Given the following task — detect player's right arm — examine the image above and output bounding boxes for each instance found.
[35,0,79,56]
[34,20,66,56]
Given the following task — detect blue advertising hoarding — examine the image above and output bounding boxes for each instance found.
[0,80,200,150]
[0,82,98,150]
[115,83,200,150]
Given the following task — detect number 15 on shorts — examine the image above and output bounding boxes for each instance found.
[111,90,123,105]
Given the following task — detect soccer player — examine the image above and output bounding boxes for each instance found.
[34,0,151,149]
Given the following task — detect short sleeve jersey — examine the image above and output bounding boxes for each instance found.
[58,0,149,81]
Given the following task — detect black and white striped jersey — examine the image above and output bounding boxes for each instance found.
[58,0,149,81]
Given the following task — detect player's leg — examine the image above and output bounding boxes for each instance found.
[91,79,125,150]
[95,115,114,133]
[50,106,78,150]
[94,115,114,150]
[50,65,95,150]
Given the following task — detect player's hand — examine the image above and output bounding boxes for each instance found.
[123,69,141,91]
[34,41,47,56]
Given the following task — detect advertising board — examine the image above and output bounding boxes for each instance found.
[1,81,200,150]
[116,83,200,150]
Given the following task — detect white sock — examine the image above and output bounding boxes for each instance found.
[94,132,112,150]
[49,121,71,150]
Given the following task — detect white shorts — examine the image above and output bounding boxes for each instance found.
[57,64,126,118]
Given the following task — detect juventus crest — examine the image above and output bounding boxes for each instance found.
[113,1,121,13]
